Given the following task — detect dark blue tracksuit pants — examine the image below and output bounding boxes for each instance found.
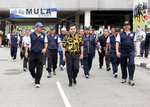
[59,51,65,66]
[121,50,135,80]
[140,41,145,57]
[140,41,149,57]
[110,52,120,74]
[83,53,94,76]
[19,43,24,59]
[11,47,17,60]
[80,59,84,66]
[145,42,149,58]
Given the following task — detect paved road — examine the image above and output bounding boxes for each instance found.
[0,47,150,107]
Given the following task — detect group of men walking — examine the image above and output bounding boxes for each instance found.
[7,21,145,88]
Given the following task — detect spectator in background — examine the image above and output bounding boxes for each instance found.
[42,29,47,68]
[7,32,11,47]
[140,28,147,57]
[0,30,3,48]
[58,28,67,70]
[8,29,19,61]
[135,28,143,57]
[21,29,30,72]
[145,28,150,58]
[19,30,25,59]
[98,29,111,71]
[79,28,85,68]
[4,34,8,47]
[92,29,98,58]
[109,28,115,36]
[79,28,84,36]
[120,28,124,32]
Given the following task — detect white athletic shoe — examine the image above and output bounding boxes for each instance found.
[35,84,40,88]
[85,75,89,78]
[114,73,118,78]
[47,73,52,78]
[60,65,64,70]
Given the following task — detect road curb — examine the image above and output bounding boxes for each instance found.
[135,61,150,69]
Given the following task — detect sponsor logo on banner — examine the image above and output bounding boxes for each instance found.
[10,8,57,18]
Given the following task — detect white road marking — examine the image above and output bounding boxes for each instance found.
[56,82,71,107]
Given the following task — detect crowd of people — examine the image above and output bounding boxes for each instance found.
[3,21,150,88]
[135,26,150,58]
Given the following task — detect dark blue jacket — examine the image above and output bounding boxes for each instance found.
[30,32,45,53]
[98,34,108,50]
[82,34,99,54]
[119,31,136,56]
[11,34,18,48]
[19,35,24,47]
[47,34,59,50]
[109,34,116,53]
[92,34,97,39]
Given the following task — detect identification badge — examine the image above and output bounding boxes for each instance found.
[41,35,44,38]
[130,34,133,37]
[15,36,17,38]
[54,36,57,39]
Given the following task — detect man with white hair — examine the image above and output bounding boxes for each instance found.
[58,28,67,70]
[135,27,143,56]
[138,28,146,57]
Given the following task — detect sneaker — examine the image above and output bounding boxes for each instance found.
[121,79,126,84]
[60,65,64,71]
[47,72,52,78]
[53,70,56,75]
[35,84,40,88]
[129,80,135,86]
[23,68,27,72]
[85,75,89,79]
[114,73,118,78]
[107,67,111,71]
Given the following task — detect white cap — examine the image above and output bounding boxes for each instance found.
[61,28,67,31]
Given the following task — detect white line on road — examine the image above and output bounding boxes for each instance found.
[56,82,72,107]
